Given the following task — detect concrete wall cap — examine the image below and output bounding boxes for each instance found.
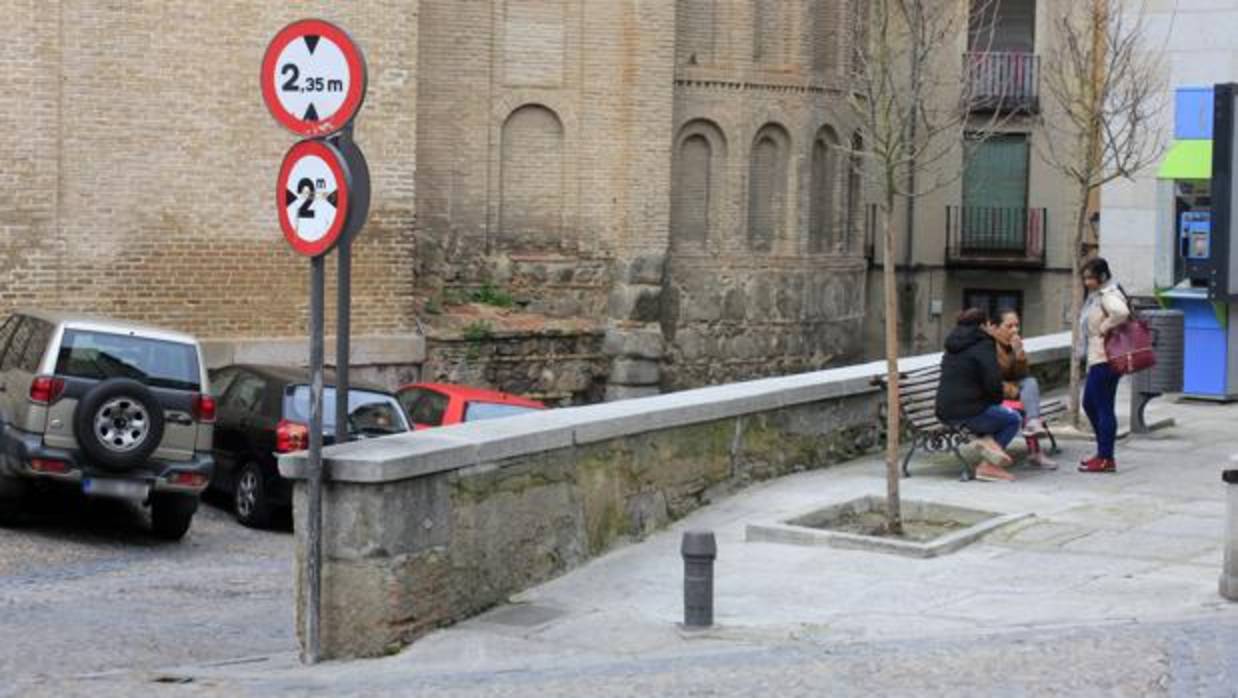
[278,333,1072,483]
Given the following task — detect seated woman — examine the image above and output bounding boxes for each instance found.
[992,308,1058,469]
[935,308,1022,482]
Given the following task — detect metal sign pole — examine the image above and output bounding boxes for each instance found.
[335,237,351,446]
[305,254,326,664]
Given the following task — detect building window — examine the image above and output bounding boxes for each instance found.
[961,133,1030,248]
[963,288,1023,322]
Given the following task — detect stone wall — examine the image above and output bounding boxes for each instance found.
[280,332,1074,659]
[421,328,609,405]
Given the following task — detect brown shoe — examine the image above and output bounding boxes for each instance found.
[975,462,1016,482]
[973,437,1013,468]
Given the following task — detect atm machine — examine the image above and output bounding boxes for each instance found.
[1160,83,1238,399]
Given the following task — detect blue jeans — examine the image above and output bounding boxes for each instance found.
[961,405,1022,449]
[1083,363,1121,458]
[1018,376,1041,419]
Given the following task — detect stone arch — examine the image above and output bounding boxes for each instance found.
[672,120,727,251]
[747,123,790,253]
[676,0,715,65]
[499,104,564,248]
[809,125,841,253]
[754,0,788,64]
[845,132,865,253]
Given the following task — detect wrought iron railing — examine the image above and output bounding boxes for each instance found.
[964,51,1039,113]
[946,205,1047,267]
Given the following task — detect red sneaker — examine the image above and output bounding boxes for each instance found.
[1078,457,1116,473]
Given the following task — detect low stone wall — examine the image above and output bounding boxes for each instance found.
[279,333,1073,659]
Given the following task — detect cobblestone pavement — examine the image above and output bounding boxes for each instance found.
[0,491,294,697]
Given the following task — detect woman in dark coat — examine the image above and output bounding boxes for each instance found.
[935,308,1023,481]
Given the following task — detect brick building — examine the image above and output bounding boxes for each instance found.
[3,1,869,399]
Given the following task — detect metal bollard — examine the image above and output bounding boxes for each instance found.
[681,530,716,629]
[1222,469,1238,601]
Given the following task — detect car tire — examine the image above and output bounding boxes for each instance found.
[233,462,273,529]
[73,378,166,472]
[0,477,27,527]
[150,492,198,541]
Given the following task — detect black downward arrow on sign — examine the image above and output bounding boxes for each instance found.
[327,191,339,208]
[304,35,320,54]
[304,103,319,122]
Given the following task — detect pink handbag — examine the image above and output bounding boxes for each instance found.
[1102,287,1156,376]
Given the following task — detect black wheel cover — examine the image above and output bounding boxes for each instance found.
[73,378,165,472]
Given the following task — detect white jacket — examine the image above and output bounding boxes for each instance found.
[1078,282,1130,367]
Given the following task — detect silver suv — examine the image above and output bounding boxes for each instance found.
[0,310,215,540]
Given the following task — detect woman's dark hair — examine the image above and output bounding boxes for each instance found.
[956,307,989,326]
[1081,256,1112,283]
[996,307,1019,323]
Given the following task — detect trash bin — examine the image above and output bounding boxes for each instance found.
[1130,308,1184,433]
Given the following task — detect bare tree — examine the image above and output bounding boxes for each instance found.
[845,0,1010,533]
[1037,0,1167,427]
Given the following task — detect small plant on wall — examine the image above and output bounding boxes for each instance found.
[471,282,514,308]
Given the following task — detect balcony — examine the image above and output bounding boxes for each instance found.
[946,206,1046,268]
[964,52,1039,114]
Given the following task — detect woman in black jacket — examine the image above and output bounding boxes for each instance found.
[935,308,1023,481]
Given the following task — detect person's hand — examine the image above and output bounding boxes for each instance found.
[1010,335,1023,353]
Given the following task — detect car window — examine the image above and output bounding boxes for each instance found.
[210,368,239,398]
[0,317,32,372]
[463,401,541,422]
[0,316,18,366]
[19,319,53,373]
[221,373,266,413]
[409,389,449,426]
[284,386,410,435]
[55,329,201,390]
[397,388,424,418]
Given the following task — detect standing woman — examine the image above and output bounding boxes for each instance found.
[1077,257,1129,473]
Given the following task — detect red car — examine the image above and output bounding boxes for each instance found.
[395,383,546,429]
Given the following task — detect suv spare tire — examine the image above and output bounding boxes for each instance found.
[73,378,165,472]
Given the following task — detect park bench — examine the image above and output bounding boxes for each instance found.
[877,365,1066,481]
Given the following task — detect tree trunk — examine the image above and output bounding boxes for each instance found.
[882,199,903,535]
[1068,189,1089,428]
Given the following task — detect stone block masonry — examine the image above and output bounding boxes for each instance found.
[280,333,1075,659]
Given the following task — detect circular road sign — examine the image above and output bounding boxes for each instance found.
[277,139,351,257]
[261,19,367,137]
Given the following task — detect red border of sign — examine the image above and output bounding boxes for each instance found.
[261,19,367,137]
[277,139,351,257]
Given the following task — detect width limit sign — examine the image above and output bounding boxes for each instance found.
[261,19,366,137]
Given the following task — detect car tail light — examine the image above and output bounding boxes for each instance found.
[29,376,66,405]
[276,420,310,453]
[192,393,216,423]
[30,458,69,474]
[168,472,208,488]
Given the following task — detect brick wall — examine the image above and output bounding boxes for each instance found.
[414,0,675,318]
[2,1,418,340]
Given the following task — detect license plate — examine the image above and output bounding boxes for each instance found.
[82,478,150,501]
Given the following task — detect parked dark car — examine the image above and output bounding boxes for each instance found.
[208,364,410,528]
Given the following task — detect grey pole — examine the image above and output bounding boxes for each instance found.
[305,255,326,664]
[1222,469,1238,601]
[681,530,717,629]
[335,232,351,446]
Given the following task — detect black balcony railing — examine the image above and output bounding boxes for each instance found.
[946,205,1047,268]
[964,52,1039,113]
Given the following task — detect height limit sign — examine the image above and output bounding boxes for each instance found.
[262,18,370,666]
[262,19,366,138]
